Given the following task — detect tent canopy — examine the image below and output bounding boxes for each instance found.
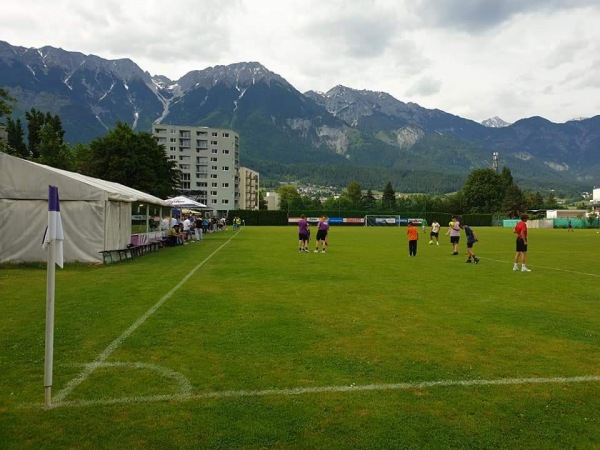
[166,196,207,208]
[0,153,171,264]
[0,153,171,206]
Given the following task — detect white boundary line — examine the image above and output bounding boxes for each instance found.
[52,232,239,404]
[480,257,600,278]
[46,235,600,409]
[45,375,600,409]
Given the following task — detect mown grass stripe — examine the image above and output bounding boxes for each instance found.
[52,232,239,404]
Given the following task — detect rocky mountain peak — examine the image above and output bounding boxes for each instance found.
[481,116,511,128]
[176,61,291,93]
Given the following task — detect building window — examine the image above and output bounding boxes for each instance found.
[222,183,229,188]
[170,129,176,134]
[210,174,217,179]
[170,138,177,143]
[222,166,229,171]
[221,199,229,204]
[212,132,218,136]
[211,165,218,170]
[210,190,218,196]
[211,182,218,187]
[211,140,218,145]
[223,132,229,137]
[210,157,218,162]
[222,149,230,154]
[211,149,218,154]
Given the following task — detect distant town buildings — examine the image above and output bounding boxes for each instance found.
[239,166,260,210]
[591,188,600,213]
[265,192,280,210]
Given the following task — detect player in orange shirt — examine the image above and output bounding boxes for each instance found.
[407,221,419,257]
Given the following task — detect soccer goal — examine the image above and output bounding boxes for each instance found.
[364,215,402,226]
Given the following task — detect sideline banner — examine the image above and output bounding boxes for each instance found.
[288,217,364,225]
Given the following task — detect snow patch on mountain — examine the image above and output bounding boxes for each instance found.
[481,116,511,128]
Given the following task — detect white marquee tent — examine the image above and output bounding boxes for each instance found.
[0,153,171,264]
[166,195,207,208]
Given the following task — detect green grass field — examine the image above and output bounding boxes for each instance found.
[1,226,599,449]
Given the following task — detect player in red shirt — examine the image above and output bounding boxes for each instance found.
[513,213,530,272]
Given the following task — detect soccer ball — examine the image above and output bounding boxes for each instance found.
[449,221,454,227]
[428,240,433,245]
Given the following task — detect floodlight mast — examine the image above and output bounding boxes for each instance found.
[492,152,499,173]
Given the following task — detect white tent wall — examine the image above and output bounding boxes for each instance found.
[0,199,105,263]
[0,153,170,264]
[105,200,132,251]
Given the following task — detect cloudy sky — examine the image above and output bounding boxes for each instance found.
[2,0,599,124]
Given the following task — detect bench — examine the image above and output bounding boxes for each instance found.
[99,247,135,264]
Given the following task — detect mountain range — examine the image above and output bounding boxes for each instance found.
[1,40,598,193]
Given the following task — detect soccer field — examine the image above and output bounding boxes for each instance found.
[1,226,599,449]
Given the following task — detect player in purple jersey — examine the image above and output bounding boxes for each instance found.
[314,216,329,253]
[297,214,310,252]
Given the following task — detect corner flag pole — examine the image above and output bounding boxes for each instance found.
[44,238,56,407]
[43,185,64,407]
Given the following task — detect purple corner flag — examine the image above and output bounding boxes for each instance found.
[42,185,64,268]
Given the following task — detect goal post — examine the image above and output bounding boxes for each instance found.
[364,215,428,227]
[364,215,402,226]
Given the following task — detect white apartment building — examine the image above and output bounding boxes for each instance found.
[239,166,260,210]
[153,124,239,216]
[265,191,280,211]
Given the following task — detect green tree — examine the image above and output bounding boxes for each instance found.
[346,181,362,209]
[45,112,65,143]
[463,168,505,213]
[84,122,179,198]
[545,191,559,209]
[37,124,73,170]
[381,181,396,210]
[258,190,268,210]
[524,191,545,210]
[0,87,14,119]
[362,189,377,211]
[5,117,28,157]
[500,166,514,189]
[25,108,46,159]
[277,185,302,212]
[502,183,526,218]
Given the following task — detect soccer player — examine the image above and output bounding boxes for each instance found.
[513,213,530,271]
[449,216,461,255]
[314,216,329,253]
[297,214,310,252]
[462,223,479,264]
[407,221,419,256]
[429,220,441,245]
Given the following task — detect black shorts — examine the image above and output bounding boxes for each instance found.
[516,238,527,252]
[430,232,439,238]
[316,230,328,241]
[467,240,476,249]
[299,233,309,241]
[450,236,460,244]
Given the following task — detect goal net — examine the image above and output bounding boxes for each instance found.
[364,215,402,226]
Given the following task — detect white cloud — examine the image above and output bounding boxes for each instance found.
[1,0,599,123]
